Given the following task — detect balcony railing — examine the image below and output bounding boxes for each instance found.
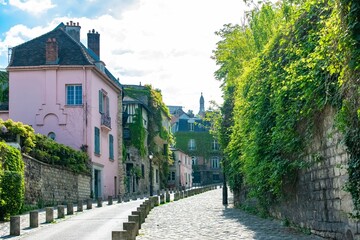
[101,113,111,130]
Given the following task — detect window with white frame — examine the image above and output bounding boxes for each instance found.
[66,84,82,105]
[212,139,219,151]
[211,156,220,169]
[188,122,194,131]
[188,139,196,150]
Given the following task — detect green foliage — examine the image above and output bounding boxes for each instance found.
[213,0,360,213]
[128,107,146,157]
[124,85,173,188]
[0,142,24,221]
[30,134,90,174]
[0,119,90,174]
[175,132,216,158]
[0,119,36,153]
[337,0,360,217]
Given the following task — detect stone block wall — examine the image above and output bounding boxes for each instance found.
[23,155,91,205]
[235,106,360,239]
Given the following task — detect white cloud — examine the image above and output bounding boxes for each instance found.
[1,0,246,111]
[9,0,56,15]
[0,0,7,5]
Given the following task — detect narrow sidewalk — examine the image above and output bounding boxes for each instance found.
[137,188,323,240]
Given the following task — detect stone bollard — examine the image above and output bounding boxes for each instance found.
[112,230,130,240]
[129,215,141,235]
[123,221,137,240]
[153,196,160,206]
[173,191,178,201]
[140,203,149,217]
[124,194,130,202]
[129,214,141,230]
[144,200,151,213]
[77,200,83,212]
[87,199,93,209]
[29,210,39,228]
[118,194,122,203]
[149,196,155,208]
[165,191,170,203]
[160,194,165,204]
[10,215,20,236]
[67,202,74,215]
[46,207,54,223]
[132,210,142,227]
[156,190,160,196]
[132,194,137,201]
[108,196,113,205]
[97,197,103,207]
[57,205,65,218]
[137,207,146,223]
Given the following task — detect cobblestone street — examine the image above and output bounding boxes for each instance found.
[137,188,322,240]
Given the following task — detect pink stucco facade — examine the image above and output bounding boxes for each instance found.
[169,149,192,189]
[8,66,121,199]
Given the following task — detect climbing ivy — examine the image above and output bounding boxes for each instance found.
[128,107,146,157]
[337,0,360,217]
[175,132,216,159]
[213,0,360,213]
[124,85,173,189]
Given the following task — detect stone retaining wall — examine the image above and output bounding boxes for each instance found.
[23,154,91,205]
[235,106,360,239]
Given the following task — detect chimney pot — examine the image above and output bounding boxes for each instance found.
[65,21,81,42]
[77,22,79,26]
[87,29,100,58]
[66,22,69,26]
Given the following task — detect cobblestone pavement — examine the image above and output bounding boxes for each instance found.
[137,188,323,240]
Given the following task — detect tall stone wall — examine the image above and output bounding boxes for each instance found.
[235,106,360,239]
[23,155,91,205]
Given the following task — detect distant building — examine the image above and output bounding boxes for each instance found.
[169,93,223,185]
[6,22,124,199]
[122,84,172,195]
[168,147,192,189]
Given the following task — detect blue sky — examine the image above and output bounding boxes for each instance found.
[0,0,247,112]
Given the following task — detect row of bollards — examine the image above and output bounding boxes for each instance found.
[112,184,220,240]
[10,185,220,238]
[9,194,132,237]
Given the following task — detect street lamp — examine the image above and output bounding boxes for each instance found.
[178,159,181,189]
[149,152,153,196]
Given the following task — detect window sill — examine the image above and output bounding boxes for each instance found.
[65,104,83,108]
[94,153,101,157]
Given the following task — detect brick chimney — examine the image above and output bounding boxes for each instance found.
[46,38,58,64]
[87,29,100,58]
[65,21,81,42]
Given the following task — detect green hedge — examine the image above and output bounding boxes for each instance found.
[0,142,24,221]
[0,119,90,174]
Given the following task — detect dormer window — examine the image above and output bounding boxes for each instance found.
[95,61,105,73]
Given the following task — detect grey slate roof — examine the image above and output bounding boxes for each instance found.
[8,23,121,89]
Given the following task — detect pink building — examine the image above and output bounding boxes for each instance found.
[7,22,123,199]
[169,148,192,189]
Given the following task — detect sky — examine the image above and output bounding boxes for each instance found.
[0,0,247,113]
